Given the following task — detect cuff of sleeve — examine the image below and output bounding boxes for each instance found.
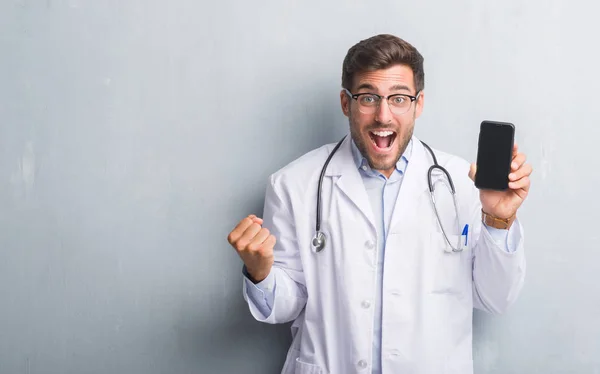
[243,266,275,290]
[484,217,521,253]
[243,265,275,294]
[242,266,276,319]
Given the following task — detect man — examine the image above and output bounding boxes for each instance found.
[227,34,532,374]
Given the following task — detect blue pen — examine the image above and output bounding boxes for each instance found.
[461,224,469,246]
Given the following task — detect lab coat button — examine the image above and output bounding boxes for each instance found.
[365,240,375,249]
[361,300,371,309]
[357,359,368,369]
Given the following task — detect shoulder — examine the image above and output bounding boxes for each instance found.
[267,140,338,191]
[421,142,477,197]
[426,145,471,173]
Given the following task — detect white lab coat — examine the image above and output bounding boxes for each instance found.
[243,135,526,374]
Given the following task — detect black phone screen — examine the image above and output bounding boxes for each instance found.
[475,121,514,190]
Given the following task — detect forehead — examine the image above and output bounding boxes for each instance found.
[353,64,415,93]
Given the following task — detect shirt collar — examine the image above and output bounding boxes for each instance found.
[350,136,412,175]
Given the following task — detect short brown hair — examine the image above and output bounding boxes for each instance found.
[341,34,424,93]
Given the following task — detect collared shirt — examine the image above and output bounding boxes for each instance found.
[349,138,411,374]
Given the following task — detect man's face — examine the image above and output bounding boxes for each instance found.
[340,64,424,177]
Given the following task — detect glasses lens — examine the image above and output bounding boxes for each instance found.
[389,95,412,115]
[357,94,378,114]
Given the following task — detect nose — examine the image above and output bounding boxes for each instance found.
[375,99,393,124]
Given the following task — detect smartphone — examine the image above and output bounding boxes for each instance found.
[474,120,515,191]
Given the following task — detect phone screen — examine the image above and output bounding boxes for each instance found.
[475,121,514,190]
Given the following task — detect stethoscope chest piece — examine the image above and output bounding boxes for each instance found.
[312,231,326,252]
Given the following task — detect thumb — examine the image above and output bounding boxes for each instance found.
[468,163,476,182]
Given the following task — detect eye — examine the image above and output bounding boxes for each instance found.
[391,95,407,105]
[359,95,378,105]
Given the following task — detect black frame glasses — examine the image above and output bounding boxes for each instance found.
[344,88,421,115]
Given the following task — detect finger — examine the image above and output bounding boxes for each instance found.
[468,163,476,182]
[247,228,271,252]
[227,217,256,245]
[248,214,264,225]
[509,163,533,181]
[512,144,519,158]
[259,235,277,253]
[511,152,526,171]
[235,223,263,250]
[508,176,530,191]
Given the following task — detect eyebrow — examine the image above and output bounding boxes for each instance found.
[355,83,376,92]
[389,84,412,92]
[355,83,413,94]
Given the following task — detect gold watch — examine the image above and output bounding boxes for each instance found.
[482,210,516,230]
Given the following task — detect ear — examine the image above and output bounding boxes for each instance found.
[414,90,425,119]
[340,90,350,117]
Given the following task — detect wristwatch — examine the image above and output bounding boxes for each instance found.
[482,210,516,230]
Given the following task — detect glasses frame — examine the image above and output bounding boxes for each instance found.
[344,88,421,115]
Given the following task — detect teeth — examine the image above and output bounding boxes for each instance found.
[371,130,394,137]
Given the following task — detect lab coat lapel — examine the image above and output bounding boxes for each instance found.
[324,135,376,232]
[388,137,431,233]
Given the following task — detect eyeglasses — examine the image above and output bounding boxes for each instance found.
[344,88,421,115]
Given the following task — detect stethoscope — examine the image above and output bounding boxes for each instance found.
[312,135,464,253]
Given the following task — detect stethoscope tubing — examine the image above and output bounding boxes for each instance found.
[312,136,463,253]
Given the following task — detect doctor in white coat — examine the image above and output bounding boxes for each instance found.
[227,34,532,374]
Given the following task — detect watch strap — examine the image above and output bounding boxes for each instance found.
[482,210,516,230]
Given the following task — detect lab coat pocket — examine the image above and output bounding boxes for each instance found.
[429,232,469,295]
[294,357,323,374]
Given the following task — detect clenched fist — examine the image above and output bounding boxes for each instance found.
[227,214,275,283]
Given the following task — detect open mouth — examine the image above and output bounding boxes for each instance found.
[369,130,397,152]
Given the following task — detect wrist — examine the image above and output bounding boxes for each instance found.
[246,267,270,284]
[482,209,516,230]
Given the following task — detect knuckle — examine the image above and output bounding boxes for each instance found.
[227,232,239,244]
[235,240,249,251]
[259,245,273,256]
[257,244,269,253]
[259,240,273,252]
